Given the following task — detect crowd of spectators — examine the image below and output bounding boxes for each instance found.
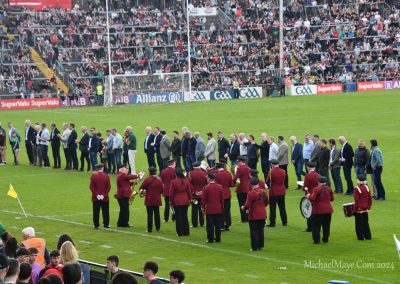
[0,0,399,98]
[0,225,185,284]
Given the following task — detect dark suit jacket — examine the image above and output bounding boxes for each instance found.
[25,126,36,143]
[218,138,230,159]
[89,135,99,152]
[259,141,270,163]
[67,129,77,150]
[318,147,331,169]
[291,142,304,164]
[79,133,90,152]
[188,137,197,156]
[228,140,240,161]
[181,136,188,157]
[144,133,155,154]
[154,133,162,154]
[171,138,181,157]
[50,128,61,146]
[341,142,354,166]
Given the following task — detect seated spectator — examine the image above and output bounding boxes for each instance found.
[62,263,82,284]
[169,269,185,284]
[60,241,90,284]
[28,248,41,284]
[17,262,32,284]
[111,272,138,284]
[5,258,20,283]
[142,261,163,284]
[16,248,30,264]
[39,250,63,279]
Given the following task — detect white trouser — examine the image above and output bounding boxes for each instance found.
[128,149,136,174]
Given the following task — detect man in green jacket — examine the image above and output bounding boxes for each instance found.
[125,126,137,174]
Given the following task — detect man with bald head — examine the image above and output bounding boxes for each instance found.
[24,120,36,165]
[126,126,137,174]
[144,126,155,168]
[338,136,354,195]
[259,133,270,180]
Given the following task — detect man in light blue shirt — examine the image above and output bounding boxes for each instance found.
[303,133,314,172]
[39,123,50,168]
[111,128,123,167]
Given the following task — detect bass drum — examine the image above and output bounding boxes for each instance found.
[300,196,312,219]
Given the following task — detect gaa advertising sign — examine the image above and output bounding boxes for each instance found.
[290,85,317,96]
[184,91,211,102]
[130,92,184,104]
[210,87,263,100]
[385,80,400,90]
[357,81,384,92]
[0,97,60,110]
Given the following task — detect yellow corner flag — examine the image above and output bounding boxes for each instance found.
[8,184,18,199]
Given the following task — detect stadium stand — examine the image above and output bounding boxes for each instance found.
[0,0,399,99]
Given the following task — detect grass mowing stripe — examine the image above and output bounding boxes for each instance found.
[1,209,392,284]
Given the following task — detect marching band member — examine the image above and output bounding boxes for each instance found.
[354,174,372,240]
[249,169,266,190]
[160,159,177,223]
[170,168,192,236]
[242,177,269,251]
[302,162,319,232]
[115,164,140,228]
[308,176,334,244]
[233,156,251,222]
[89,164,111,229]
[201,173,224,243]
[266,159,287,227]
[140,167,164,233]
[215,160,234,231]
[188,161,207,227]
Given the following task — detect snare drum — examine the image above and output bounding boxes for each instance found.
[342,202,355,217]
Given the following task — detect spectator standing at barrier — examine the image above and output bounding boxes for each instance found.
[277,136,289,189]
[303,133,314,172]
[60,123,71,170]
[160,159,177,223]
[159,130,172,170]
[112,129,123,168]
[329,139,343,194]
[204,132,216,168]
[90,164,111,229]
[338,136,354,195]
[125,126,137,175]
[105,255,120,282]
[50,123,61,169]
[39,123,50,168]
[194,132,206,162]
[370,139,385,201]
[24,120,35,165]
[354,139,370,176]
[232,77,240,99]
[28,247,41,283]
[89,127,99,170]
[259,133,270,180]
[142,261,163,284]
[140,167,164,233]
[78,127,90,172]
[217,131,230,162]
[106,130,116,174]
[171,131,182,169]
[169,270,185,284]
[144,127,155,169]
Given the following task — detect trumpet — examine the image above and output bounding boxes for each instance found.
[129,190,139,205]
[139,189,146,198]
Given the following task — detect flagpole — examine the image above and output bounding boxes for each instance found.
[16,196,27,218]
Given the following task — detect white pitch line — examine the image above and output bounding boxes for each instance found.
[245,274,259,279]
[178,261,194,266]
[100,244,112,249]
[124,250,136,255]
[212,268,226,272]
[0,210,392,284]
[79,240,93,245]
[152,256,165,260]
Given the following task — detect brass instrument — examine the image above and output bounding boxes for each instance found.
[128,171,146,204]
[129,190,138,205]
[139,189,146,198]
[191,199,199,205]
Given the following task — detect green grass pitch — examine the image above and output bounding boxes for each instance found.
[0,90,399,283]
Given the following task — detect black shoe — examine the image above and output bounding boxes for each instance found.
[206,240,214,243]
[215,239,221,243]
[302,228,311,232]
[313,241,320,244]
[94,226,99,229]
[266,224,275,227]
[224,227,230,231]
[322,239,328,243]
[283,223,287,226]
[104,225,110,229]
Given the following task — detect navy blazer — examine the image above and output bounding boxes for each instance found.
[229,141,240,161]
[292,143,304,164]
[218,138,230,159]
[79,133,90,152]
[188,137,197,156]
[341,143,354,166]
[67,129,77,150]
[89,135,99,152]
[144,133,155,154]
[154,133,162,154]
